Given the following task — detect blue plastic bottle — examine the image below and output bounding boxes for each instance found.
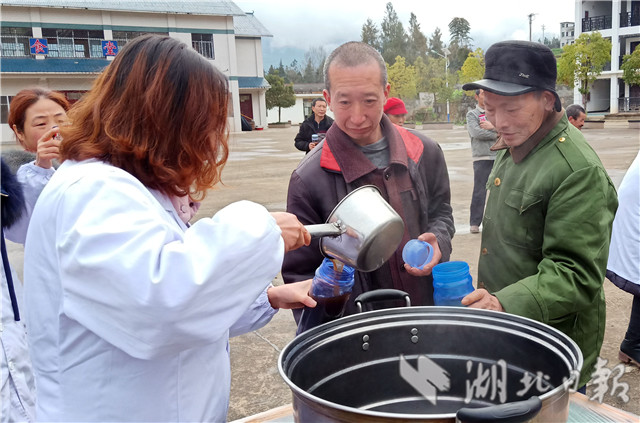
[296,258,355,335]
[432,261,474,306]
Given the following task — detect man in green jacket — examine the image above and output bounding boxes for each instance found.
[461,40,617,390]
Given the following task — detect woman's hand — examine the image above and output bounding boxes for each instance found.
[267,280,316,309]
[271,212,311,252]
[35,127,61,169]
[461,288,504,311]
[404,232,442,276]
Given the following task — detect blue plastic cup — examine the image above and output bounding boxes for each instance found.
[402,239,434,270]
[432,261,475,306]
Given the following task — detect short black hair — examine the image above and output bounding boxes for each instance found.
[566,104,586,119]
[324,42,387,93]
[311,97,326,107]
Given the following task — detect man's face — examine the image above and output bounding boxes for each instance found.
[324,62,389,146]
[312,100,327,119]
[483,91,553,148]
[569,112,586,130]
[476,90,485,108]
[387,114,406,125]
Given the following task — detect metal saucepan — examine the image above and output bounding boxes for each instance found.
[305,185,404,272]
[279,290,582,423]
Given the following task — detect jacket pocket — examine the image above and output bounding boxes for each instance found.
[502,189,544,250]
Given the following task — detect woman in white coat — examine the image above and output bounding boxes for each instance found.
[607,151,640,367]
[23,34,314,422]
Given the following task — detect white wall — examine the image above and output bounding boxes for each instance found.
[267,95,334,125]
[236,38,262,76]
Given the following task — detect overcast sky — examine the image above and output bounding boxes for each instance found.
[234,0,577,69]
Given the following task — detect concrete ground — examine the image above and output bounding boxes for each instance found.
[4,122,639,420]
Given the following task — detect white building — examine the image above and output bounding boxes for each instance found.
[575,0,640,114]
[0,0,272,143]
[267,83,334,125]
[560,21,575,47]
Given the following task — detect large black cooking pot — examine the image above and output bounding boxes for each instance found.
[279,290,582,423]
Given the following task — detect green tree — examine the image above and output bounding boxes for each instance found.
[557,32,611,109]
[458,48,485,95]
[448,17,472,48]
[302,46,327,83]
[387,56,417,99]
[447,42,472,72]
[277,60,286,81]
[413,56,430,94]
[265,72,296,123]
[428,27,444,58]
[407,12,428,64]
[380,2,408,64]
[285,59,303,83]
[621,45,640,87]
[361,18,382,52]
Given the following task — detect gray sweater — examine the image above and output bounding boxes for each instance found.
[466,106,497,160]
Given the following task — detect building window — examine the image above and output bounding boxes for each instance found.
[112,31,168,50]
[1,96,13,124]
[1,27,32,57]
[42,28,104,58]
[192,33,214,59]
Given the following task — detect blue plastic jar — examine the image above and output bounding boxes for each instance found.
[297,258,355,334]
[432,261,474,306]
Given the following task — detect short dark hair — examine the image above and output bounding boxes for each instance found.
[311,97,326,107]
[566,104,586,119]
[323,42,387,92]
[475,89,481,96]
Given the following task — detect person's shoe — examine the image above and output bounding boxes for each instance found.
[470,225,480,234]
[619,338,640,367]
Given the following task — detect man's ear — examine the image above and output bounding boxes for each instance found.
[543,91,556,112]
[323,89,331,111]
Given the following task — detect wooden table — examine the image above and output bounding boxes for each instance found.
[232,393,639,423]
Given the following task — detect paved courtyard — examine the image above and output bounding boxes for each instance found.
[4,122,639,420]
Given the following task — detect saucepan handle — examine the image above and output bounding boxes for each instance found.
[305,223,344,238]
[455,396,542,423]
[355,289,411,313]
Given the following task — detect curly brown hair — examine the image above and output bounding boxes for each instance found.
[60,34,229,200]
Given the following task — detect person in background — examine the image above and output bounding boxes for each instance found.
[384,97,408,126]
[466,89,497,234]
[461,40,617,391]
[566,104,587,130]
[1,158,36,422]
[4,88,70,244]
[22,34,315,422]
[294,97,333,153]
[606,151,640,367]
[283,41,455,320]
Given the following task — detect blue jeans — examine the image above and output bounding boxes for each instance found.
[470,160,494,227]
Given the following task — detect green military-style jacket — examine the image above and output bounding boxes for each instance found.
[478,115,617,387]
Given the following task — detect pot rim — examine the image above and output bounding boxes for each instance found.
[278,306,583,420]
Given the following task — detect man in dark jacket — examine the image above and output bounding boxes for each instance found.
[294,97,333,153]
[283,42,455,319]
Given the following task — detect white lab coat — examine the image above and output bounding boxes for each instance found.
[23,159,282,422]
[607,151,640,284]
[4,162,54,244]
[1,256,36,422]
